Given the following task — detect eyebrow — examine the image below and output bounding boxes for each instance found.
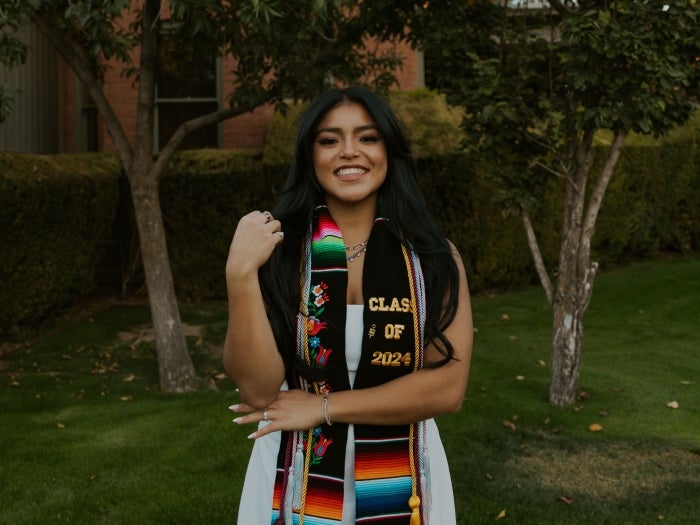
[315,124,379,136]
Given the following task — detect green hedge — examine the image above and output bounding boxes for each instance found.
[596,140,700,259]
[160,150,281,300]
[0,153,121,337]
[414,154,534,292]
[161,138,699,298]
[160,152,541,298]
[1,136,698,336]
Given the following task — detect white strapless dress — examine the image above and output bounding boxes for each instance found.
[236,305,456,524]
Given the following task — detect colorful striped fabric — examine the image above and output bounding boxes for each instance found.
[273,205,426,525]
[310,212,346,271]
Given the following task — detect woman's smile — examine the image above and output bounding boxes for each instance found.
[335,165,368,179]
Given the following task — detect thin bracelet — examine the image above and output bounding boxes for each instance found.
[322,394,332,426]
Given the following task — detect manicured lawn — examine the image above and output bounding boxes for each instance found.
[1,255,698,524]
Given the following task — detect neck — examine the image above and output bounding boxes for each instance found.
[324,198,376,246]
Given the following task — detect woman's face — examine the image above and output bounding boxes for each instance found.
[312,101,388,210]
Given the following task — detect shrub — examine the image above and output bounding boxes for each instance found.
[0,153,121,337]
[160,150,283,300]
[389,88,465,158]
[261,102,308,166]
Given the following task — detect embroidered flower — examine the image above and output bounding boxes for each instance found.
[312,283,328,297]
[307,317,327,336]
[311,434,334,465]
[313,292,330,308]
[309,336,321,349]
[308,282,330,315]
[315,345,333,366]
[314,436,333,456]
[304,428,331,465]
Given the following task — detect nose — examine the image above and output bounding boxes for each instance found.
[340,139,358,159]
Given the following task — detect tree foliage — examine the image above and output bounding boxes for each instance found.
[0,0,405,392]
[410,0,700,405]
[421,0,700,210]
[0,1,31,122]
[1,0,406,147]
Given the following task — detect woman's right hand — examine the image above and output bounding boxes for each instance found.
[226,210,284,280]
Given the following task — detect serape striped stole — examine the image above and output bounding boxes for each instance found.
[272,206,427,525]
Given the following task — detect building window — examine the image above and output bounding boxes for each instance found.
[80,90,99,152]
[156,31,219,150]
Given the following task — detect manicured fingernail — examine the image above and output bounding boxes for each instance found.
[232,417,243,424]
[228,404,240,411]
[247,432,257,439]
[235,388,240,392]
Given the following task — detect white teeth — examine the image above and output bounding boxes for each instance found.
[336,168,366,177]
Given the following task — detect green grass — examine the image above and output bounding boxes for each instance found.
[1,256,698,524]
[449,255,700,524]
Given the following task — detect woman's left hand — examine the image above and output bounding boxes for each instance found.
[229,390,326,439]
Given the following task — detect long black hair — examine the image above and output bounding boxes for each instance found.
[259,86,460,379]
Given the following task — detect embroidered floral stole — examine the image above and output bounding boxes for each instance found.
[271,206,427,525]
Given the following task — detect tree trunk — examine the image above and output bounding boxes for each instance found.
[124,0,199,393]
[548,130,593,406]
[33,5,200,392]
[549,286,585,406]
[547,130,624,406]
[549,256,598,406]
[129,173,201,393]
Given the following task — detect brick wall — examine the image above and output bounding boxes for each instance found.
[59,38,422,153]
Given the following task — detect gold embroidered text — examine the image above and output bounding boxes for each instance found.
[371,351,412,367]
[368,297,411,313]
[384,324,405,340]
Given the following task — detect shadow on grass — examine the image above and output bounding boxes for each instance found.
[444,416,700,524]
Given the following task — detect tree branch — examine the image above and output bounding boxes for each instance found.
[522,209,554,306]
[28,12,133,170]
[534,161,565,180]
[575,129,595,188]
[132,0,160,164]
[558,128,593,283]
[151,105,249,178]
[581,130,626,254]
[579,260,598,312]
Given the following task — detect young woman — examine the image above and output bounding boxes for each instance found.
[224,86,473,524]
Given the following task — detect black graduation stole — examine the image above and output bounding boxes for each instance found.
[271,206,426,525]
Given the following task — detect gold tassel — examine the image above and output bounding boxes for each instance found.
[409,495,421,525]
